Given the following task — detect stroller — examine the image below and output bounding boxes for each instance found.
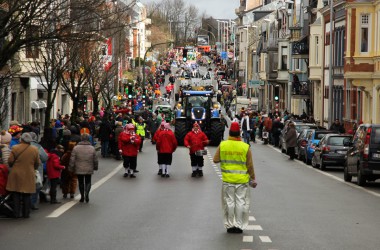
[0,164,14,217]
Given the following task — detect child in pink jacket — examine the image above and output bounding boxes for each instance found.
[47,145,65,204]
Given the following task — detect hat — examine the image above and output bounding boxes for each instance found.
[230,122,240,133]
[80,127,90,135]
[126,124,135,131]
[8,125,23,135]
[28,132,38,142]
[0,130,12,144]
[164,123,171,130]
[20,133,33,143]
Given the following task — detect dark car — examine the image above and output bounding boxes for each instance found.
[344,124,380,186]
[295,128,315,161]
[311,134,353,170]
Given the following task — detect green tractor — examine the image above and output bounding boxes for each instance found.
[174,90,223,146]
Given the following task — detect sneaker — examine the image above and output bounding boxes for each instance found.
[161,173,166,178]
[157,169,162,175]
[123,173,129,178]
[134,170,139,173]
[191,171,197,177]
[165,174,170,178]
[130,174,136,178]
[235,228,243,234]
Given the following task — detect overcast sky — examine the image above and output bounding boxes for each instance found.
[140,0,239,20]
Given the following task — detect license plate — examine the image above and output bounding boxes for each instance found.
[373,153,380,159]
[337,151,346,155]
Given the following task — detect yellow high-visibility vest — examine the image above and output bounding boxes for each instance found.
[220,140,249,184]
[135,123,146,136]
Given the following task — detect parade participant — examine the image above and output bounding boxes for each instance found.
[8,125,23,149]
[6,133,40,218]
[69,133,98,203]
[47,144,65,204]
[133,116,146,152]
[118,124,141,178]
[213,122,257,234]
[153,122,166,175]
[184,123,209,177]
[156,123,177,178]
[149,113,161,144]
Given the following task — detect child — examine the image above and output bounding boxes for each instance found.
[47,144,65,204]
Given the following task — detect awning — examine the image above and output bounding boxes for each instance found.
[31,100,47,109]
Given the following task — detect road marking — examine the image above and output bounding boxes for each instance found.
[242,236,254,242]
[47,163,124,218]
[249,225,263,230]
[249,216,256,221]
[259,236,272,243]
[267,144,380,198]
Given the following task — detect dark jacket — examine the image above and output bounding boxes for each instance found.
[99,120,112,141]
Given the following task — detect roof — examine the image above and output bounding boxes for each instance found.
[183,91,213,96]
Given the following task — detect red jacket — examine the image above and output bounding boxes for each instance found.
[156,130,177,154]
[118,132,141,157]
[47,152,65,179]
[184,131,209,154]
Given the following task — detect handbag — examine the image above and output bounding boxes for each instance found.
[35,170,43,189]
[9,145,30,168]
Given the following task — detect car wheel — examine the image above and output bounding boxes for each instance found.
[311,155,318,168]
[343,164,352,182]
[357,165,366,186]
[320,159,326,171]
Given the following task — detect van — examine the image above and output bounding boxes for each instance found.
[344,124,380,186]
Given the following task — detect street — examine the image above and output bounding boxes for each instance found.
[2,127,380,250]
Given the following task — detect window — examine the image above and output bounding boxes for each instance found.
[281,46,287,70]
[293,59,301,71]
[360,14,369,53]
[315,36,319,65]
[241,32,244,42]
[26,25,39,58]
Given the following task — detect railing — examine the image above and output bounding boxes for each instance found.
[292,80,310,97]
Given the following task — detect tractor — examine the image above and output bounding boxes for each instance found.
[174,90,223,146]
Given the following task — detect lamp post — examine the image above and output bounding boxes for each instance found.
[328,0,334,127]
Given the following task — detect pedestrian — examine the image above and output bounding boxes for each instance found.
[98,116,112,158]
[213,122,257,234]
[60,141,78,199]
[8,125,23,149]
[156,123,177,178]
[114,121,124,160]
[0,130,12,167]
[329,119,345,134]
[241,113,251,144]
[69,133,98,203]
[285,122,297,160]
[153,122,166,175]
[133,116,146,152]
[149,113,161,144]
[6,133,40,218]
[29,132,48,210]
[184,123,209,177]
[47,144,65,204]
[118,124,141,178]
[220,114,229,140]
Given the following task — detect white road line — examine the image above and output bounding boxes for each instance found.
[47,164,124,218]
[242,236,254,242]
[259,236,272,243]
[267,145,380,198]
[249,216,256,221]
[249,225,263,230]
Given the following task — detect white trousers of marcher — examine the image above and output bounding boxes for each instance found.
[222,182,250,229]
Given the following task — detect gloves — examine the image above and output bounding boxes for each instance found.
[249,180,257,188]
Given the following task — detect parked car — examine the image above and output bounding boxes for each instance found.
[312,134,353,170]
[295,128,315,161]
[304,130,335,164]
[344,124,380,186]
[279,120,321,153]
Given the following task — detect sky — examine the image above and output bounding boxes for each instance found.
[140,0,239,20]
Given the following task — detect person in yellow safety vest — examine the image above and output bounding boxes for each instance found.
[213,122,257,234]
[132,116,146,152]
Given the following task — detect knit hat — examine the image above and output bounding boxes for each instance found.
[8,125,23,135]
[230,122,240,133]
[0,130,12,144]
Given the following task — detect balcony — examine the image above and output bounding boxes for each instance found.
[292,81,310,99]
[292,36,309,59]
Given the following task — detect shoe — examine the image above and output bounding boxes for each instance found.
[165,174,170,178]
[63,194,67,199]
[130,174,136,178]
[70,194,75,199]
[191,171,197,177]
[80,197,84,203]
[123,173,129,178]
[157,169,162,175]
[227,228,235,233]
[134,170,139,173]
[198,170,203,177]
[85,197,89,203]
[235,228,243,234]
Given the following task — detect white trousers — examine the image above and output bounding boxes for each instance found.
[221,182,250,229]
